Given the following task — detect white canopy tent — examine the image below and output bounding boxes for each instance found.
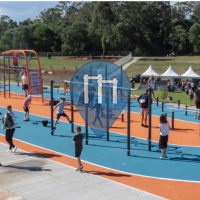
[161,65,180,78]
[140,65,161,77]
[181,66,200,79]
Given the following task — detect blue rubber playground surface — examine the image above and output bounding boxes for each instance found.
[0,104,200,182]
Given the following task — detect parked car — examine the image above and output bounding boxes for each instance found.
[130,74,141,83]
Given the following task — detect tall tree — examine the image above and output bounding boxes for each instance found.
[189,23,200,54]
[61,21,88,55]
[92,2,114,58]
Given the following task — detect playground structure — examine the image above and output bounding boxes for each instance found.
[0,50,44,103]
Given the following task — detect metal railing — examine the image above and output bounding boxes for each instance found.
[165,107,199,129]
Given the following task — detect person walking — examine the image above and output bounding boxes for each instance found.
[177,81,181,91]
[21,72,29,96]
[73,126,83,172]
[159,114,170,159]
[53,98,73,130]
[2,105,17,153]
[194,84,200,119]
[148,75,156,100]
[185,84,189,97]
[189,88,194,101]
[191,81,195,92]
[90,98,103,128]
[181,81,185,91]
[88,85,96,107]
[167,80,171,92]
[137,89,149,127]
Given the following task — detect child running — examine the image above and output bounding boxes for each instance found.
[53,98,73,130]
[73,126,83,172]
[23,95,32,120]
[159,114,170,159]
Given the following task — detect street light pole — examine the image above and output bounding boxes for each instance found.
[171,4,173,52]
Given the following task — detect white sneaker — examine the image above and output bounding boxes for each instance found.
[160,154,165,159]
[12,147,17,153]
[7,149,12,153]
[194,116,196,119]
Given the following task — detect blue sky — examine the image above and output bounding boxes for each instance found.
[0,1,59,22]
[0,1,180,23]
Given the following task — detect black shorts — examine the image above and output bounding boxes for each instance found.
[159,135,168,149]
[23,84,28,90]
[186,91,189,95]
[196,101,200,109]
[75,151,82,157]
[24,107,29,112]
[56,113,67,120]
[13,63,18,66]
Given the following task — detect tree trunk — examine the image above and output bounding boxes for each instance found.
[102,28,105,59]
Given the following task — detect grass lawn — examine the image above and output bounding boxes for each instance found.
[125,56,200,78]
[0,56,90,71]
[132,89,195,106]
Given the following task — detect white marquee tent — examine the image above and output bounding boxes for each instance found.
[141,65,161,77]
[181,66,200,79]
[161,65,180,78]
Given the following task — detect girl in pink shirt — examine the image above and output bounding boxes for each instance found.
[23,95,32,120]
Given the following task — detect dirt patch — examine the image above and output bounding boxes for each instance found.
[56,57,119,63]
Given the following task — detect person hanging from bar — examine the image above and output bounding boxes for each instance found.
[13,52,19,72]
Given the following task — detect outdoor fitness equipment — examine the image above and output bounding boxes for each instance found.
[50,78,153,156]
[0,50,44,103]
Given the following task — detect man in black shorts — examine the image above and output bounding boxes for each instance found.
[194,84,200,119]
[73,126,83,172]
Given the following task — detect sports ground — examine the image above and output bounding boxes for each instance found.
[1,83,200,199]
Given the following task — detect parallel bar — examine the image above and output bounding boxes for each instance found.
[51,80,54,136]
[127,90,131,156]
[148,87,152,151]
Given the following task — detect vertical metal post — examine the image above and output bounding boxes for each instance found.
[121,65,123,101]
[185,105,187,116]
[127,89,130,156]
[105,65,109,141]
[165,112,167,120]
[121,113,124,122]
[3,55,5,98]
[85,104,88,145]
[157,97,159,107]
[172,110,174,129]
[178,99,180,109]
[8,55,10,98]
[51,80,54,136]
[148,87,152,151]
[171,4,173,52]
[162,102,164,112]
[71,84,74,133]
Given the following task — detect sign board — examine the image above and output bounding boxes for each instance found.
[29,72,42,95]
